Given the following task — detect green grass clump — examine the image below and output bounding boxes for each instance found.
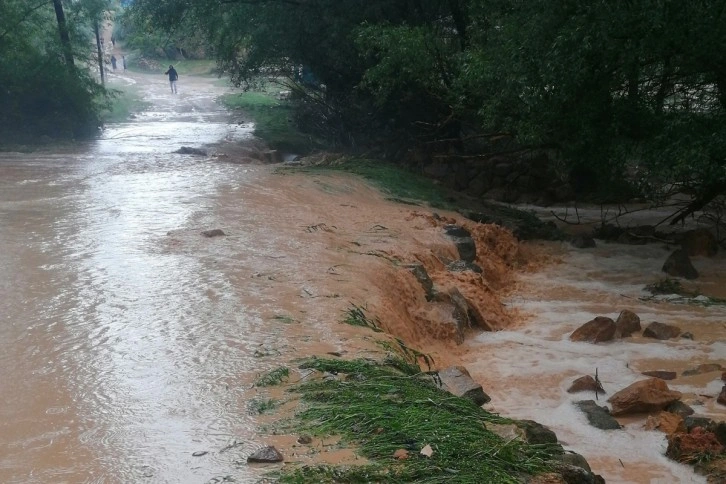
[219,91,313,153]
[100,86,149,123]
[248,398,278,415]
[280,357,555,483]
[343,305,383,332]
[254,366,290,387]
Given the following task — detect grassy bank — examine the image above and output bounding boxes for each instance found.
[266,356,561,483]
[219,90,314,154]
[100,85,149,123]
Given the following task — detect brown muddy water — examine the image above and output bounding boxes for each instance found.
[1,71,725,484]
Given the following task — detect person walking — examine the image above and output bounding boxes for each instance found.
[111,55,117,71]
[122,55,127,71]
[164,65,178,94]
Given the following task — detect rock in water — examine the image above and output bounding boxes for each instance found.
[567,375,605,394]
[575,400,622,430]
[615,309,641,337]
[680,228,718,257]
[247,446,283,463]
[437,366,491,405]
[175,146,208,156]
[662,249,699,279]
[201,229,226,238]
[608,378,682,416]
[643,321,681,340]
[569,317,617,343]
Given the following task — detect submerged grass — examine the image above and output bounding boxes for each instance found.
[219,91,313,153]
[100,85,149,123]
[254,366,290,387]
[343,305,383,332]
[277,357,556,483]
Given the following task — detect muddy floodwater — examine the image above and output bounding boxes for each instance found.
[1,72,725,484]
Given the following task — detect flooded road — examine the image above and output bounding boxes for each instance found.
[0,73,293,483]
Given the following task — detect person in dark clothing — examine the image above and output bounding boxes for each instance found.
[164,65,178,94]
[111,55,117,70]
[122,55,127,71]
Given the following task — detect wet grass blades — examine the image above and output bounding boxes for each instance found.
[343,305,383,332]
[248,398,278,415]
[277,357,555,483]
[254,366,290,387]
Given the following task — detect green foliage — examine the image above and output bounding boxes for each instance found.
[283,358,555,483]
[0,0,110,142]
[342,305,383,332]
[248,398,278,415]
[100,86,149,123]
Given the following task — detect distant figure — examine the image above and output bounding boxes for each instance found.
[111,35,116,47]
[111,55,117,70]
[122,55,127,71]
[164,65,178,94]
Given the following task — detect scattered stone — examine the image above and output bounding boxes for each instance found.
[517,420,558,445]
[558,451,592,473]
[662,249,699,279]
[644,411,686,435]
[446,260,483,273]
[643,321,681,340]
[406,263,435,301]
[575,400,622,430]
[608,378,682,416]
[175,146,208,156]
[567,375,605,395]
[641,370,677,381]
[202,229,226,238]
[444,225,477,262]
[718,385,726,406]
[393,448,409,460]
[682,363,723,377]
[192,451,208,457]
[665,401,695,418]
[550,462,606,484]
[486,423,523,441]
[570,236,596,249]
[437,366,491,406]
[420,444,434,457]
[680,228,718,257]
[615,310,641,337]
[297,435,312,445]
[680,332,694,340]
[247,446,284,463]
[666,427,724,463]
[569,317,617,343]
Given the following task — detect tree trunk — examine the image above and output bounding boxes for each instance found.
[52,0,74,67]
[94,21,105,85]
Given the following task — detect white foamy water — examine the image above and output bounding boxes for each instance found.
[462,238,725,483]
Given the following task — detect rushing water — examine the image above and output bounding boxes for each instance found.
[0,73,279,483]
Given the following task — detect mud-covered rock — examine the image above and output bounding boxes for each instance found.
[406,263,435,301]
[569,317,617,343]
[608,378,682,416]
[644,411,686,435]
[247,445,284,463]
[665,400,695,418]
[567,375,605,395]
[682,363,723,377]
[437,366,490,406]
[575,400,621,430]
[662,249,699,279]
[641,370,677,380]
[517,420,558,445]
[175,146,208,156]
[615,309,641,337]
[643,321,681,340]
[201,228,226,237]
[666,427,724,463]
[444,225,477,262]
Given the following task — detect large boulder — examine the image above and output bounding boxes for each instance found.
[430,286,471,344]
[662,249,699,279]
[644,411,686,435]
[643,321,681,340]
[516,420,558,445]
[608,378,682,416]
[615,310,641,337]
[569,317,617,343]
[406,263,435,301]
[680,228,718,257]
[247,445,284,463]
[575,400,622,430]
[437,366,491,406]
